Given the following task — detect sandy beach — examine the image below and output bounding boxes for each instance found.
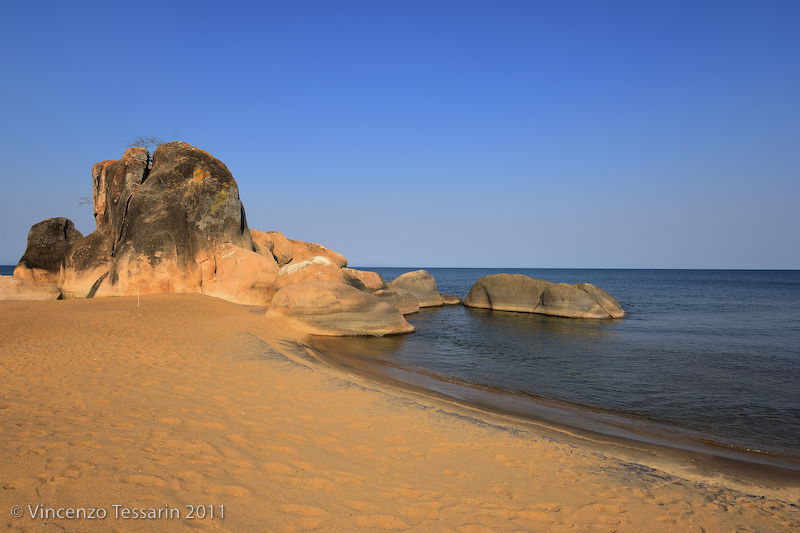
[1,294,798,532]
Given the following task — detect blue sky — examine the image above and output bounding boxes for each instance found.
[1,0,798,268]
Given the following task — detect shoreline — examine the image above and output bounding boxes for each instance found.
[1,294,798,531]
[306,335,800,478]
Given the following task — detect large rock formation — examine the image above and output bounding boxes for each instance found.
[465,274,625,319]
[14,143,278,304]
[10,142,415,335]
[266,281,415,336]
[0,276,61,300]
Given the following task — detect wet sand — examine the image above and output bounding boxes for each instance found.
[1,294,798,532]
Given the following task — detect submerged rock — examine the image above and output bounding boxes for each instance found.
[465,273,625,319]
[266,281,415,336]
[441,294,462,305]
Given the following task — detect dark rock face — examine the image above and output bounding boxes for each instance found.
[104,142,255,296]
[465,273,625,319]
[14,218,83,284]
[15,142,276,304]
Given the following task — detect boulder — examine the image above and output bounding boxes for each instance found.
[372,289,420,315]
[194,243,278,305]
[387,269,445,307]
[14,218,83,284]
[289,239,347,267]
[275,256,365,292]
[251,229,294,266]
[0,276,62,300]
[465,274,625,319]
[266,281,414,336]
[343,268,387,291]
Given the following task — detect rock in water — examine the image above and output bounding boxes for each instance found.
[266,281,415,336]
[372,289,420,315]
[387,270,447,307]
[0,276,62,300]
[465,273,625,319]
[441,294,462,305]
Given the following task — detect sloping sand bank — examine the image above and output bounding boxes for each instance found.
[0,294,797,532]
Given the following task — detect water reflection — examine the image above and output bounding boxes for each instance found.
[460,306,620,338]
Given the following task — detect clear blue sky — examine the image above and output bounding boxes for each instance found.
[1,0,798,268]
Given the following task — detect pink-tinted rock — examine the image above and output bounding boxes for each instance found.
[343,268,387,291]
[252,229,294,266]
[289,239,347,267]
[276,256,363,292]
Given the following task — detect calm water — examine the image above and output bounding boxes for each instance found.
[1,266,13,276]
[330,268,800,457]
[5,264,798,458]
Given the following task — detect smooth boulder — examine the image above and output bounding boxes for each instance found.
[289,240,347,267]
[387,270,446,307]
[372,289,420,315]
[275,256,365,291]
[266,281,414,336]
[343,268,387,292]
[465,274,625,319]
[251,229,294,266]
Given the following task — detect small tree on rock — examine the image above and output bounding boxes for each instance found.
[128,136,164,151]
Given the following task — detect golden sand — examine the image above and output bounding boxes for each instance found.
[0,294,797,532]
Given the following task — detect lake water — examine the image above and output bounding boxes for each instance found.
[5,264,798,462]
[313,268,800,461]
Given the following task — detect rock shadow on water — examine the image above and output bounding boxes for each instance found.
[459,306,622,338]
